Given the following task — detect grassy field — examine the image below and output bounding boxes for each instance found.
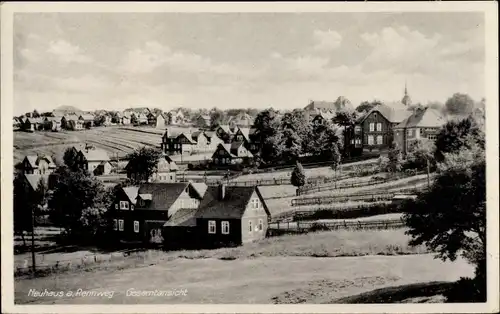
[231,159,378,183]
[13,126,204,164]
[15,253,473,304]
[15,229,474,304]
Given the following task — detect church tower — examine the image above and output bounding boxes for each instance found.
[401,81,412,107]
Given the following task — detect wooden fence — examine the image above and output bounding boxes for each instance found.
[267,218,405,235]
[14,248,164,277]
[291,191,418,207]
[297,171,427,195]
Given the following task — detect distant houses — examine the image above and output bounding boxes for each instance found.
[125,155,178,183]
[212,142,254,167]
[393,107,447,155]
[21,155,57,175]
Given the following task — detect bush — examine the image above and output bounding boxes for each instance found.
[444,276,486,302]
[187,163,194,170]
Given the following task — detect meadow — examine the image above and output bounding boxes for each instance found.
[13,125,203,164]
[14,229,473,304]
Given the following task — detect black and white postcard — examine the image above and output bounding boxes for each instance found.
[1,2,498,313]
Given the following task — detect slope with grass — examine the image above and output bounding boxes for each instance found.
[15,253,473,304]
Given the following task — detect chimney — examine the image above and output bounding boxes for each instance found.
[218,183,226,201]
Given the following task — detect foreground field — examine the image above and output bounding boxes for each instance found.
[15,254,473,304]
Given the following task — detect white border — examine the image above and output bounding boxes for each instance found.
[1,2,498,313]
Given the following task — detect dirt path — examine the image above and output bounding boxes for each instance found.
[15,254,473,304]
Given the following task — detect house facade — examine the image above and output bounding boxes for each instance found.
[110,182,206,244]
[348,104,413,155]
[44,117,62,131]
[156,113,169,128]
[194,115,211,128]
[212,142,253,167]
[393,107,447,155]
[194,185,270,248]
[75,147,112,175]
[22,117,44,132]
[22,155,56,175]
[79,114,95,128]
[214,125,234,143]
[62,115,83,130]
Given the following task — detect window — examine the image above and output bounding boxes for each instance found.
[118,219,124,231]
[115,204,118,210]
[222,221,230,234]
[219,150,224,156]
[354,126,361,132]
[113,219,118,231]
[179,199,184,208]
[119,201,129,210]
[368,135,374,145]
[350,139,354,144]
[208,220,216,234]
[131,205,134,211]
[258,219,263,231]
[376,123,382,131]
[134,221,139,233]
[251,198,260,209]
[248,221,253,233]
[427,134,437,140]
[407,129,413,136]
[376,135,383,145]
[369,123,374,132]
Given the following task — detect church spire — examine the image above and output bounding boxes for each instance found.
[401,80,412,107]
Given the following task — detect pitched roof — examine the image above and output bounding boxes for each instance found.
[204,131,215,138]
[135,183,191,211]
[45,117,62,122]
[190,182,208,199]
[217,124,233,134]
[157,155,179,172]
[81,149,110,162]
[24,155,56,169]
[123,186,139,204]
[177,133,196,144]
[358,104,413,124]
[195,186,270,219]
[64,114,80,121]
[304,100,348,112]
[237,127,251,142]
[395,108,447,129]
[79,114,95,121]
[163,207,199,227]
[26,117,45,124]
[314,111,335,120]
[24,174,53,191]
[217,143,254,158]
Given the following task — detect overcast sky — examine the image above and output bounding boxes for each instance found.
[14,12,485,114]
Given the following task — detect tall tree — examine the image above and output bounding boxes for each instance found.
[209,109,225,130]
[125,146,162,183]
[334,96,353,111]
[291,161,306,192]
[445,93,475,115]
[48,167,111,238]
[355,100,381,113]
[434,116,485,162]
[407,139,436,188]
[332,110,358,156]
[63,147,79,171]
[403,144,485,301]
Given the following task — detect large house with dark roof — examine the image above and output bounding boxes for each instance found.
[193,184,270,248]
[110,182,207,244]
[393,107,447,155]
[21,155,57,175]
[212,142,254,167]
[348,104,413,155]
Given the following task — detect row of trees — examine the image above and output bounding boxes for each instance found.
[252,108,348,166]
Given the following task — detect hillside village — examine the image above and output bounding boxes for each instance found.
[13,88,487,303]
